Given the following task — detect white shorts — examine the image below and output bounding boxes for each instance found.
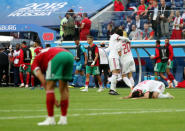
[120,58,136,74]
[109,57,120,71]
[150,84,165,94]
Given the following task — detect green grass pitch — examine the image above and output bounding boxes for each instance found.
[0,87,185,131]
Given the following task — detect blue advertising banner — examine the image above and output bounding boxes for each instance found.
[0,0,112,26]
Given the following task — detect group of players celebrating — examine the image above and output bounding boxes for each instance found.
[29,28,175,126]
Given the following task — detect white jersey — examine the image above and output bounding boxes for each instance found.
[108,33,122,59]
[120,41,135,74]
[132,80,165,94]
[120,41,133,60]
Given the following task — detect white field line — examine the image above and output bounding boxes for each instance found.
[0,108,179,112]
[0,109,185,120]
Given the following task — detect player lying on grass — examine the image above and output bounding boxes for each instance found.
[121,80,174,99]
[31,47,74,126]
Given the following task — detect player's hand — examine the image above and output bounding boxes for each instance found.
[85,61,87,65]
[150,55,154,59]
[168,59,171,65]
[91,61,95,67]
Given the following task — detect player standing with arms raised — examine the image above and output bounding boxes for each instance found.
[31,47,74,126]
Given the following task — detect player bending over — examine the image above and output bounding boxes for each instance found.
[121,80,174,99]
[31,47,74,126]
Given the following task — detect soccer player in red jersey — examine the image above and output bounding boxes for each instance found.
[19,41,32,88]
[31,47,74,126]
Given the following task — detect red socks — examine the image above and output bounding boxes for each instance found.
[26,73,30,85]
[60,99,69,116]
[46,91,55,117]
[168,73,175,81]
[85,82,89,87]
[19,72,24,84]
[99,81,102,87]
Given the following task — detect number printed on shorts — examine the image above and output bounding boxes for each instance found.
[122,42,130,54]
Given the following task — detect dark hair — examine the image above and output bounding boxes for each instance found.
[131,91,144,98]
[83,13,88,17]
[45,44,51,47]
[114,27,123,36]
[87,35,93,39]
[34,40,41,46]
[156,40,160,44]
[22,41,27,45]
[74,37,80,41]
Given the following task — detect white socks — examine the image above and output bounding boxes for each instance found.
[110,74,117,91]
[129,77,135,87]
[158,93,173,99]
[123,77,132,88]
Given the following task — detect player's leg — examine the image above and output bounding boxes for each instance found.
[25,65,31,88]
[38,80,56,126]
[122,74,133,90]
[166,61,178,87]
[81,66,91,92]
[58,80,69,125]
[109,58,120,95]
[19,66,24,87]
[31,74,35,89]
[128,72,135,88]
[153,92,174,99]
[92,66,103,92]
[80,70,86,87]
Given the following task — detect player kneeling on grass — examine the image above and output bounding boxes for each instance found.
[31,47,74,126]
[121,80,174,99]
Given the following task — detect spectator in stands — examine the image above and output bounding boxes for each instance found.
[129,24,143,40]
[159,0,171,38]
[63,11,75,41]
[142,23,154,40]
[114,0,124,11]
[147,0,161,39]
[13,44,21,87]
[125,16,134,35]
[74,13,82,39]
[134,15,144,30]
[137,0,148,18]
[107,24,114,40]
[182,11,185,20]
[59,14,68,40]
[170,10,183,39]
[0,46,9,87]
[80,13,92,40]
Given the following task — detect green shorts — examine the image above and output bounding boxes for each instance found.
[86,66,100,75]
[19,65,31,73]
[166,61,173,69]
[46,51,74,81]
[154,62,167,73]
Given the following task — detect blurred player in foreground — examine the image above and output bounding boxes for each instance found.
[31,47,74,126]
[121,80,174,99]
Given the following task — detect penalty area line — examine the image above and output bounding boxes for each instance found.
[0,109,185,120]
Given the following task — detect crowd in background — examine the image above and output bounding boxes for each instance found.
[109,0,184,40]
[59,9,92,41]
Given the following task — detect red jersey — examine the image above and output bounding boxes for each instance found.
[80,17,91,40]
[31,47,68,73]
[34,47,43,55]
[165,43,173,61]
[153,45,161,63]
